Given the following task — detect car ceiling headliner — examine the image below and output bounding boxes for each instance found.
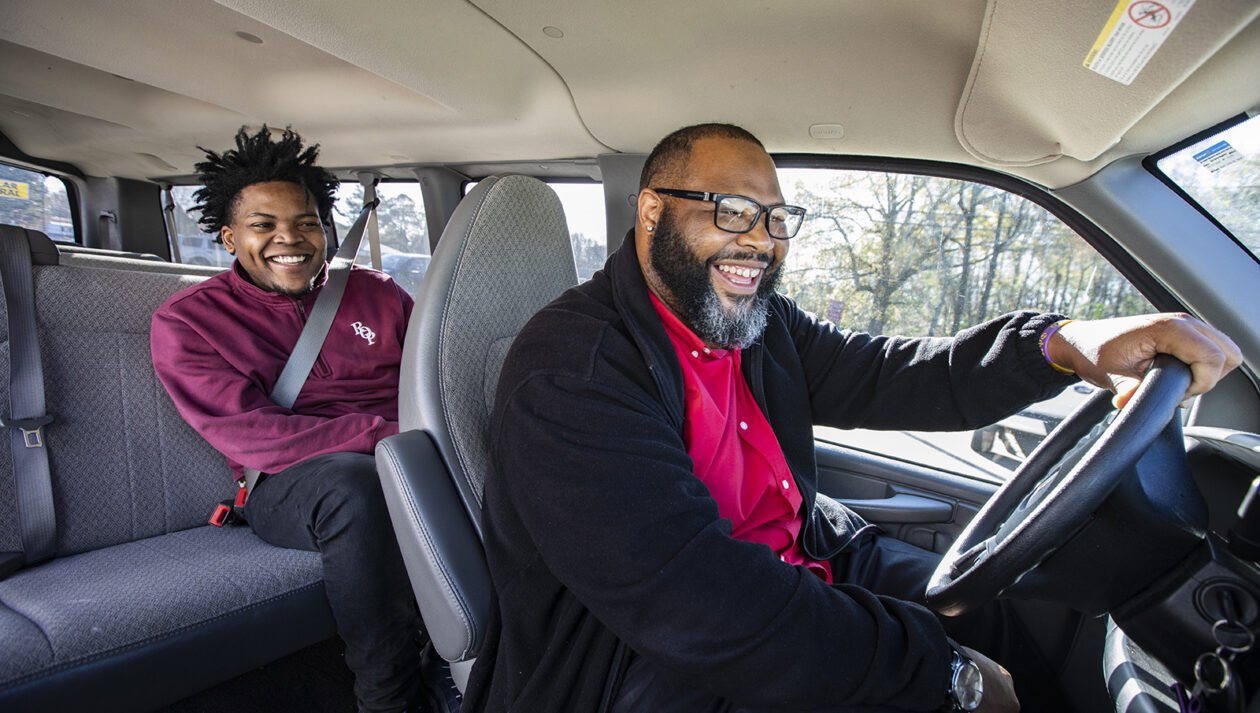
[0,0,1257,189]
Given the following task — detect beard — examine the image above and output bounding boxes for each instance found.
[648,207,780,349]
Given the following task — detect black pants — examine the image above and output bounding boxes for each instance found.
[245,452,426,713]
[610,533,1079,713]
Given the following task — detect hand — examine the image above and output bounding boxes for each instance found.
[961,646,1019,713]
[1047,313,1242,408]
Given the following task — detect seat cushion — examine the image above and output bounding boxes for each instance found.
[0,525,333,712]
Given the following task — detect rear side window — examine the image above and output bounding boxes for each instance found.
[0,164,74,241]
[167,182,432,289]
[169,186,232,267]
[333,181,429,294]
[550,182,607,280]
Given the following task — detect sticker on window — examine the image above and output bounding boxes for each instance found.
[1083,0,1196,86]
[1192,141,1246,174]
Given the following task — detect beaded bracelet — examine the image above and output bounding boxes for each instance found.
[1039,319,1076,375]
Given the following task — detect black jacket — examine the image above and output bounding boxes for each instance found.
[465,236,1074,712]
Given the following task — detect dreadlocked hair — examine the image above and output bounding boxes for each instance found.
[192,125,339,234]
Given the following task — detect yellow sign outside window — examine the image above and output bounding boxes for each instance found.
[0,180,30,200]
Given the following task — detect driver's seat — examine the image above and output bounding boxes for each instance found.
[375,174,578,691]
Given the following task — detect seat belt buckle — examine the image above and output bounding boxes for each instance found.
[1,414,54,448]
[209,503,232,527]
[209,481,250,527]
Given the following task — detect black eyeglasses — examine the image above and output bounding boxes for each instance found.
[653,188,807,239]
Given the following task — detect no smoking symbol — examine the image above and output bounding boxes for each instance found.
[1129,1,1171,29]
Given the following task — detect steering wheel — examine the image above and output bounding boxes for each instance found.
[925,355,1193,616]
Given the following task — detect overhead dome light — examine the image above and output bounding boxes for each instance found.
[809,124,845,140]
[542,26,564,39]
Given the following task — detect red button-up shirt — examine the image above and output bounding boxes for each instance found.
[651,295,832,582]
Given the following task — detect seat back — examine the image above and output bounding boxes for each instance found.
[376,175,577,684]
[0,226,233,560]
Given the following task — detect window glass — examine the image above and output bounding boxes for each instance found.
[550,182,607,280]
[334,182,429,295]
[777,168,1153,480]
[168,182,433,291]
[169,185,233,267]
[0,164,74,241]
[462,180,607,281]
[1154,114,1260,263]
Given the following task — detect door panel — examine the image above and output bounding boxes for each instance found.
[815,441,992,554]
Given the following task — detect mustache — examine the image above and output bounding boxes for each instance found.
[706,248,774,269]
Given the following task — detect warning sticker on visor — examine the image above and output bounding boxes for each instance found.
[1084,0,1196,85]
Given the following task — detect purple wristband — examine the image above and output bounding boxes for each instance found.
[1039,320,1075,375]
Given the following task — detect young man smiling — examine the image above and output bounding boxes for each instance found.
[151,127,438,713]
[465,123,1241,713]
[223,180,328,296]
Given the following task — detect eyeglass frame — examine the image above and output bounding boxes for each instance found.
[651,188,807,239]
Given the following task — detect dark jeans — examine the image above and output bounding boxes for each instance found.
[245,452,426,713]
[610,533,1078,713]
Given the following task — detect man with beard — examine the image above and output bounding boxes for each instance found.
[463,124,1240,713]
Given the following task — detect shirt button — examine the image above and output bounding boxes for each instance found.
[781,479,790,490]
[739,421,748,430]
[703,348,711,354]
[691,350,700,358]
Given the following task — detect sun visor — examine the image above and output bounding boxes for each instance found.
[955,0,1260,167]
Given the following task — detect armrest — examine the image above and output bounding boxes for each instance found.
[376,430,491,664]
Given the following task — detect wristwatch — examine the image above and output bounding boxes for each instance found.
[943,646,984,711]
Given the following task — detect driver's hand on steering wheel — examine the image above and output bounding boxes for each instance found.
[1044,313,1242,409]
[961,645,1020,713]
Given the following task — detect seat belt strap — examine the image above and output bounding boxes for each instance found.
[268,198,378,408]
[161,186,184,264]
[0,228,57,567]
[233,198,379,505]
[358,172,383,272]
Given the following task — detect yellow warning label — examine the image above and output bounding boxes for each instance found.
[0,180,29,200]
[1084,0,1196,86]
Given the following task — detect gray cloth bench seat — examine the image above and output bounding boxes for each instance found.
[0,226,334,713]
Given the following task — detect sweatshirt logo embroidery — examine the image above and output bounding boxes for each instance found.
[351,321,377,346]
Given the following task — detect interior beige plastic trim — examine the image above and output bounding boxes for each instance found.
[956,0,1260,167]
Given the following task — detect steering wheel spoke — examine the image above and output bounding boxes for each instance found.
[950,538,995,577]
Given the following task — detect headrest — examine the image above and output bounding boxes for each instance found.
[399,174,577,514]
[0,224,60,265]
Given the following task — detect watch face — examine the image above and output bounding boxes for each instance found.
[953,659,984,710]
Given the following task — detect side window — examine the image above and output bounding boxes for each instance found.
[167,182,433,289]
[334,182,429,295]
[0,164,74,241]
[777,168,1153,480]
[169,186,233,267]
[548,182,607,280]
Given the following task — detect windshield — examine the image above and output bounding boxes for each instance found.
[1153,114,1260,263]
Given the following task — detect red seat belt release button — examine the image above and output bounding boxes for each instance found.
[209,503,231,527]
[235,483,248,508]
